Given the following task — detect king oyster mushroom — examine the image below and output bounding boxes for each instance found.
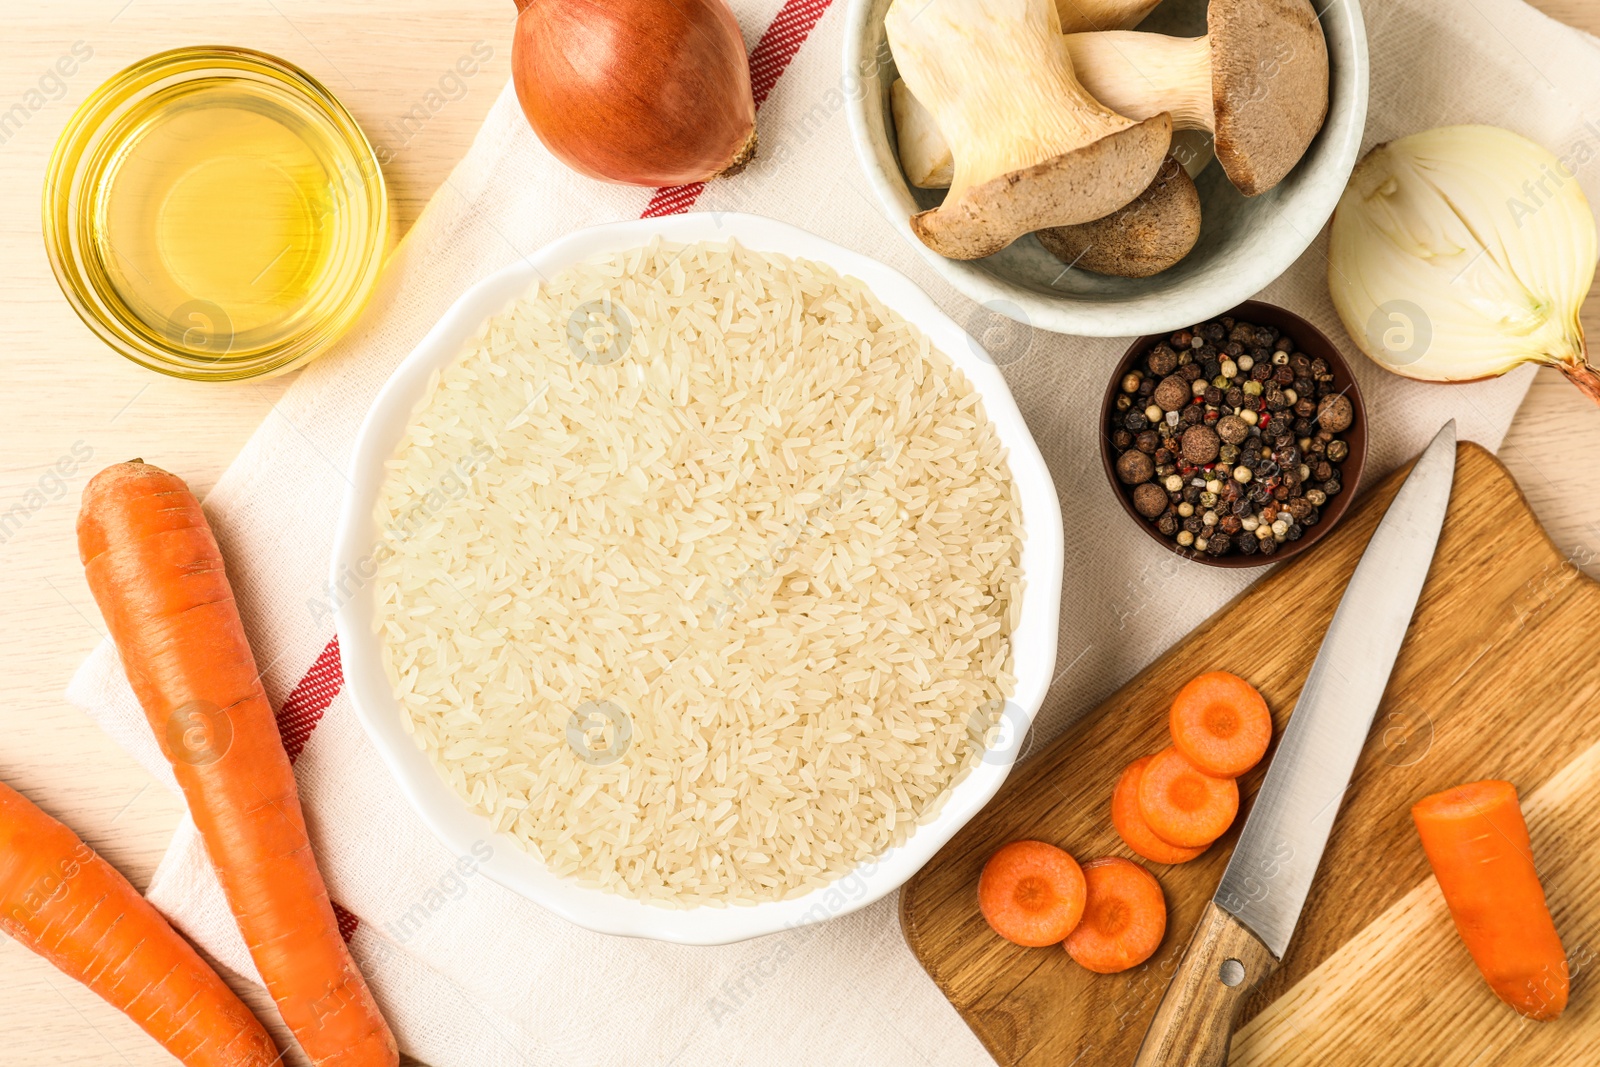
[884,0,1172,261]
[1036,154,1201,277]
[892,0,1329,198]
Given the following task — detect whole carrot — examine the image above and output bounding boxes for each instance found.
[78,461,396,1067]
[0,778,279,1066]
[1412,779,1568,1020]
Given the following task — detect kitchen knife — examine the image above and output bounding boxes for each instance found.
[1132,420,1458,1067]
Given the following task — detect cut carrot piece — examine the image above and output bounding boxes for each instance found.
[1169,671,1272,778]
[1111,757,1207,865]
[978,840,1086,947]
[1137,746,1239,849]
[1064,856,1168,974]
[1413,780,1568,1020]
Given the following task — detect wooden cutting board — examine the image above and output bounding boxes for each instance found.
[901,443,1600,1066]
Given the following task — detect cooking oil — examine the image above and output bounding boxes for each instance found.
[45,48,388,379]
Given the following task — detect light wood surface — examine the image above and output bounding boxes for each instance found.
[901,444,1600,1065]
[1,1,1597,1065]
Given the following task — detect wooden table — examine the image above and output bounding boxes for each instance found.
[0,1,1596,1063]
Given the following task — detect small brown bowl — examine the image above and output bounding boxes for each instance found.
[1099,301,1368,569]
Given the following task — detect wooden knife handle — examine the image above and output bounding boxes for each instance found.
[1132,901,1280,1067]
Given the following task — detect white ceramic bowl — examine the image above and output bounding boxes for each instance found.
[332,212,1064,945]
[843,0,1369,337]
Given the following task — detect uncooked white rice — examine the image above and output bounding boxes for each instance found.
[374,239,1023,906]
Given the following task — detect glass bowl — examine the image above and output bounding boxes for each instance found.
[43,46,389,381]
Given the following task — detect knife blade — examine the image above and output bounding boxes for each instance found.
[1133,420,1457,1067]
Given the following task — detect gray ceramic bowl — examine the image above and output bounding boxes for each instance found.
[842,0,1369,337]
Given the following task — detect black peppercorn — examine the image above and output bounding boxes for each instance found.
[1203,385,1223,406]
[1289,353,1312,377]
[1148,345,1179,376]
[1259,535,1278,556]
[1183,514,1205,535]
[1311,459,1333,481]
[1157,510,1180,536]
[1112,429,1134,450]
[1273,365,1295,385]
[1238,533,1259,555]
[1180,362,1204,382]
[1321,479,1342,496]
[1123,411,1149,432]
[1293,397,1317,418]
[1293,377,1315,398]
[1154,447,1174,466]
[1251,362,1273,383]
[1229,323,1256,344]
[1136,430,1161,453]
[1201,321,1226,342]
[1293,417,1315,437]
[1206,533,1231,556]
[1219,514,1243,535]
[1180,405,1204,428]
[1183,484,1204,505]
[1225,386,1244,408]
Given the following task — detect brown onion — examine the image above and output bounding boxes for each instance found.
[511,0,757,187]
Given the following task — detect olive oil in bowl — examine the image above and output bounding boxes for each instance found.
[45,47,388,380]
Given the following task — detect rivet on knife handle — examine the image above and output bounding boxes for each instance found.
[1132,901,1279,1067]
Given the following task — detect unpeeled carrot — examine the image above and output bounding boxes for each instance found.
[0,779,278,1066]
[1064,856,1167,974]
[1137,746,1239,849]
[1412,780,1568,1020]
[978,840,1086,947]
[1111,757,1206,865]
[78,462,396,1067]
[1169,671,1271,779]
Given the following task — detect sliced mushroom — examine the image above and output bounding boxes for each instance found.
[892,0,1328,198]
[1054,0,1163,34]
[896,84,1214,190]
[1036,154,1201,277]
[885,0,1172,261]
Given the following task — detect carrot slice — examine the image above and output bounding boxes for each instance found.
[1064,856,1168,974]
[978,840,1086,947]
[1169,671,1272,778]
[1111,757,1207,865]
[1137,746,1239,848]
[0,779,279,1066]
[1413,780,1568,1020]
[79,462,396,1067]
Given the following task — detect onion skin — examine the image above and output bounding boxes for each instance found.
[511,0,757,187]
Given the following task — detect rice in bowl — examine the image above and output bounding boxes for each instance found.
[375,240,1022,906]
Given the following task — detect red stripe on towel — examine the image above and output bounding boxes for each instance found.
[639,0,835,217]
[276,635,344,764]
[332,900,361,943]
[273,634,359,941]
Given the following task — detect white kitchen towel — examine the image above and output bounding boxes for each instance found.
[66,0,1600,1062]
